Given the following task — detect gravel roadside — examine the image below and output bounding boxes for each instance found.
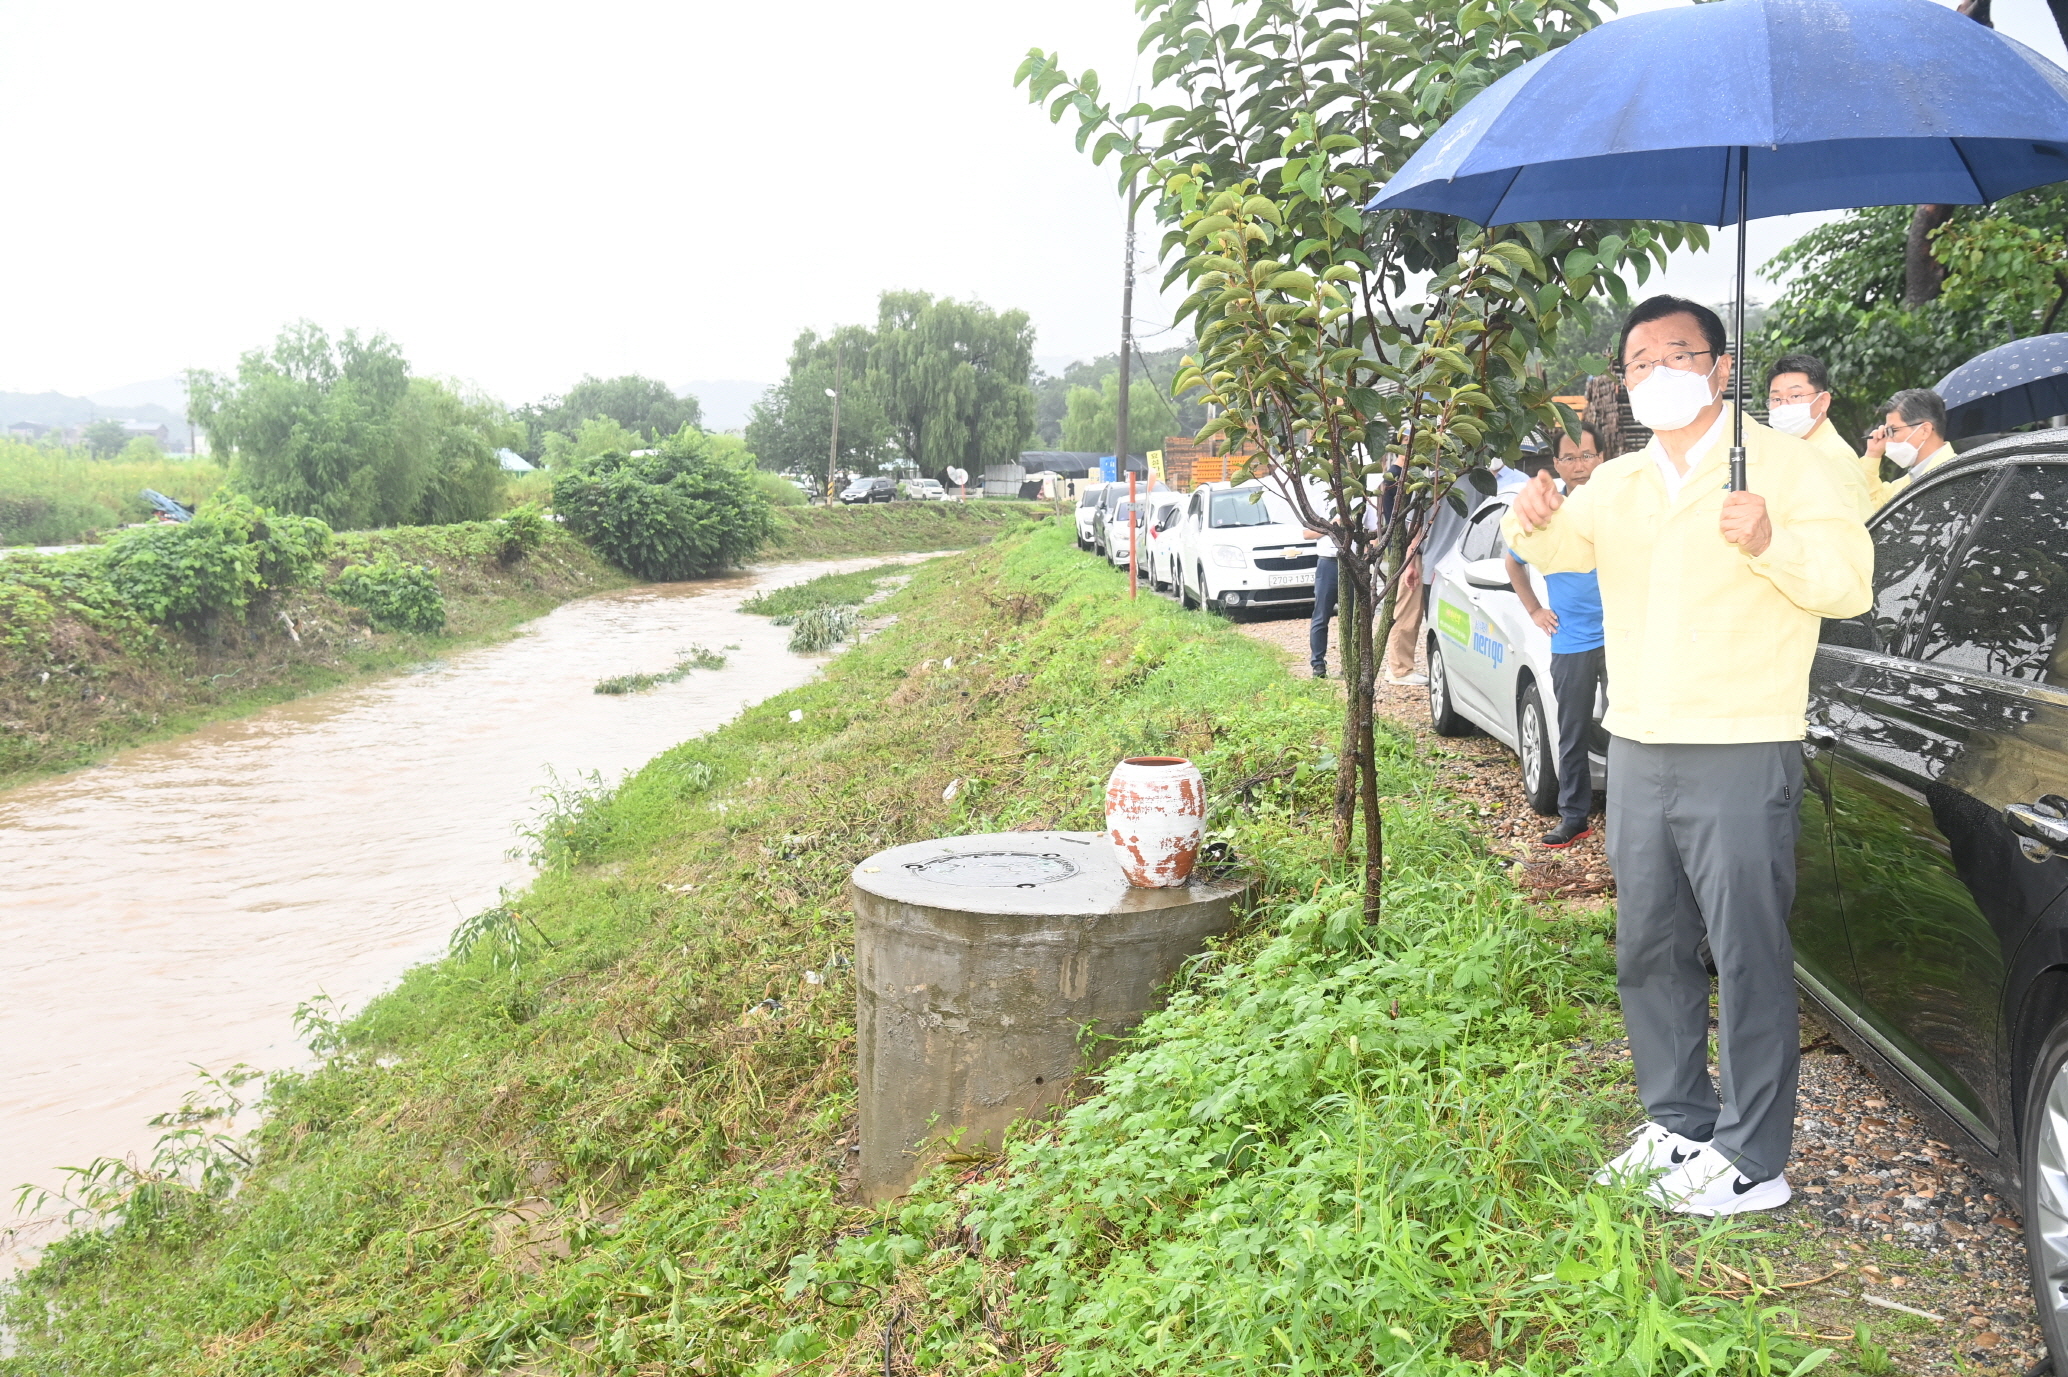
[1234,602,2050,1376]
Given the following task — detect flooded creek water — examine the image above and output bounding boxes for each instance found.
[0,553,925,1249]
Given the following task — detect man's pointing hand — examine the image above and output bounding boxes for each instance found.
[1511,469,1562,532]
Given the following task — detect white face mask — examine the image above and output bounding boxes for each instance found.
[1767,402,1817,437]
[1886,440,1920,469]
[1628,364,1719,432]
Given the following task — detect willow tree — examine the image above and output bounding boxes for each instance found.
[1021,0,1702,917]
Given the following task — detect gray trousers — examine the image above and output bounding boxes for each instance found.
[1606,737,1804,1183]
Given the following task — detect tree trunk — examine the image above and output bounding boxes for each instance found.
[1333,548,1360,856]
[1356,559,1385,922]
[1905,204,1956,308]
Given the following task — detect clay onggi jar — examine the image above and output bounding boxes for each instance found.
[1104,756,1206,888]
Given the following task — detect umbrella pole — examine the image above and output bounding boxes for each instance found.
[1730,145,1749,492]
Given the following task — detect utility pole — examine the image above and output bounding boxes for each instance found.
[1117,167,1136,491]
[824,343,843,505]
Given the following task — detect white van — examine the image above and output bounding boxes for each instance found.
[1173,482,1319,614]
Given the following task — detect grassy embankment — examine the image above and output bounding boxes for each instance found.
[1,519,1841,1375]
[0,520,630,786]
[763,500,1041,560]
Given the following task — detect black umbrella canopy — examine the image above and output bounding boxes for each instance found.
[1937,334,2068,439]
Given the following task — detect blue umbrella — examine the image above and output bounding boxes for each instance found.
[1937,334,2068,438]
[1366,0,2068,488]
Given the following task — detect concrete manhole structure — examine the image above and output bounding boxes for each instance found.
[849,829,1252,1200]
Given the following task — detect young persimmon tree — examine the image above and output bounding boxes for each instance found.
[1020,0,1702,917]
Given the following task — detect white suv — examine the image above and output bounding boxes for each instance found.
[1173,482,1319,614]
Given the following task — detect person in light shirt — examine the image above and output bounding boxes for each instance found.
[1504,294,1871,1219]
[1763,353,1872,518]
[1864,387,1958,509]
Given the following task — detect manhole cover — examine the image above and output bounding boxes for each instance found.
[905,851,1079,888]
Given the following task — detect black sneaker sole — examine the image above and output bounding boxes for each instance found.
[1539,829,1593,849]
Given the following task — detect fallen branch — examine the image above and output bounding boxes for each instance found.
[1861,1292,1943,1323]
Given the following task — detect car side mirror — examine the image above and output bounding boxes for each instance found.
[1462,557,1513,591]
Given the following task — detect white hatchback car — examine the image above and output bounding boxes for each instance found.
[1073,483,1110,550]
[1173,482,1319,615]
[1422,490,1606,815]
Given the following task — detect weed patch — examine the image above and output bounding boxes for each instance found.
[594,645,729,694]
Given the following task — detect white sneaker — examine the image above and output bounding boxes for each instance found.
[1387,672,1428,686]
[1643,1144,1792,1216]
[1592,1122,1705,1186]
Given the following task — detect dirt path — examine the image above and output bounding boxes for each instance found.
[1236,604,2048,1376]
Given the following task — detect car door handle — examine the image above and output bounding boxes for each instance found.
[1803,723,1838,756]
[2006,802,2068,849]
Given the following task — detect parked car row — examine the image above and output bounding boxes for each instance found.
[833,476,953,504]
[1073,478,1322,615]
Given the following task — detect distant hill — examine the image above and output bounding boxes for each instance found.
[680,379,770,434]
[0,381,193,450]
[87,377,188,413]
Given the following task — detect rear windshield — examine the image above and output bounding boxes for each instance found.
[1210,490,1296,528]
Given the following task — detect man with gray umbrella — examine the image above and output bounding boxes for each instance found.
[1506,295,1872,1216]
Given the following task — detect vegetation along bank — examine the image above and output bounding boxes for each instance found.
[2,518,1850,1374]
[0,467,1032,787]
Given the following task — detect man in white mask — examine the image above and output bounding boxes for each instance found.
[1864,388,1957,508]
[1505,295,1871,1217]
[1764,354,1871,517]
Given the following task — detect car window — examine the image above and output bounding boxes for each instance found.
[1209,490,1294,528]
[1457,504,1509,563]
[1079,489,1101,508]
[1822,471,1995,654]
[1915,463,2068,684]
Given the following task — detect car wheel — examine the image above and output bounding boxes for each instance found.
[1180,567,1199,610]
[2024,1014,2068,1361]
[1517,681,1560,817]
[1427,639,1475,737]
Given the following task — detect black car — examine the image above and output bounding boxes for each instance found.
[839,476,895,505]
[1793,428,2068,1354]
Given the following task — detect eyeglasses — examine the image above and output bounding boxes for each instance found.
[1766,388,1825,407]
[1883,418,1930,437]
[1559,450,1601,464]
[1615,350,1716,384]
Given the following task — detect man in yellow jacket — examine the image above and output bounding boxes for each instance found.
[1506,295,1872,1217]
[1764,353,1873,518]
[1864,387,1959,509]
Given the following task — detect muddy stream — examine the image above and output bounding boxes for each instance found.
[0,554,928,1256]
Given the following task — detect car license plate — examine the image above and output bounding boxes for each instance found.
[1266,572,1313,587]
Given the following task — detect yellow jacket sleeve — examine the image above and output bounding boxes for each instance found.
[1743,461,1873,619]
[1501,481,1600,574]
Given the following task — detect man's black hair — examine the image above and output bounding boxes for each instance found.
[1545,419,1604,454]
[1618,294,1728,366]
[1764,352,1832,394]
[1883,387,1947,433]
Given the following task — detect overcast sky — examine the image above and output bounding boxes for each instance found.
[4,0,2064,408]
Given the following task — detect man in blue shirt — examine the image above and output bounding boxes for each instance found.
[1503,421,1606,848]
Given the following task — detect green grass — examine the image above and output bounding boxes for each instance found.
[763,500,1042,559]
[0,441,227,546]
[594,645,729,694]
[739,563,907,618]
[0,522,1839,1375]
